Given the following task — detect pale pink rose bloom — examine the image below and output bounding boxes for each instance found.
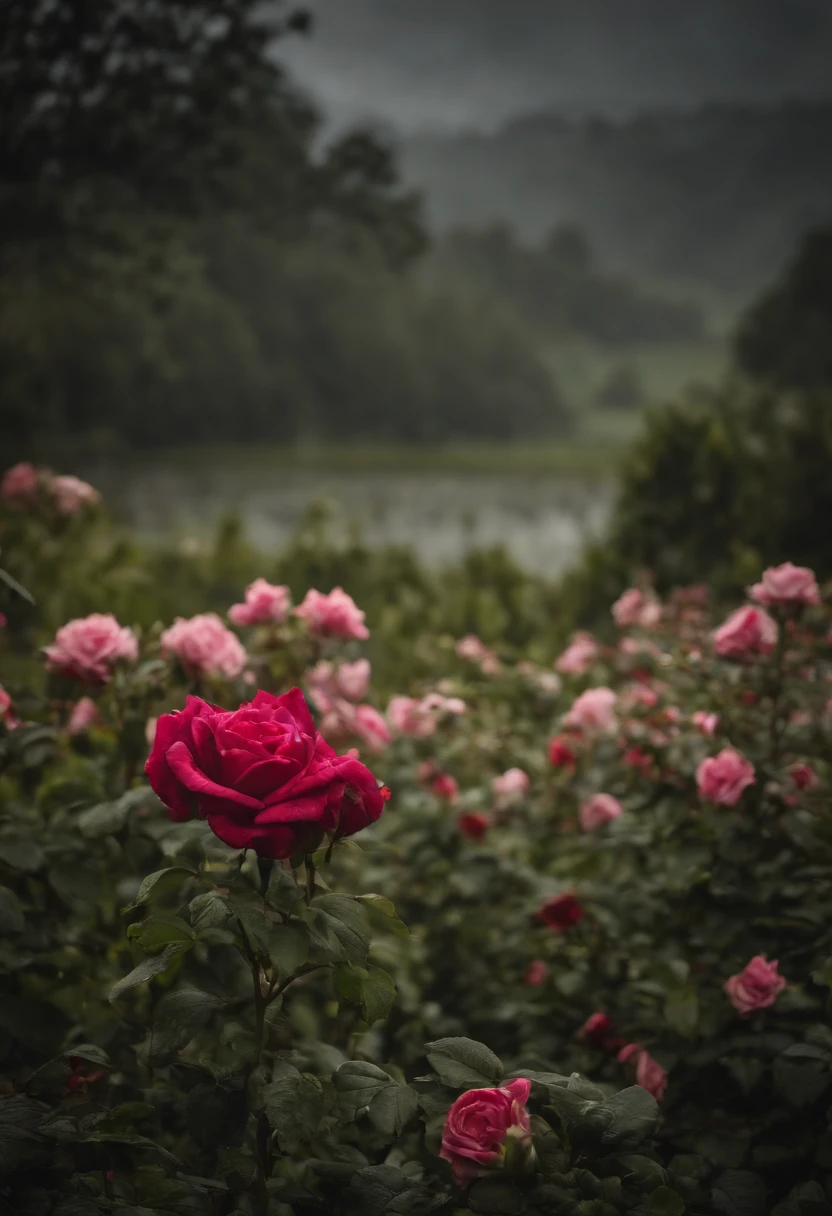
[387,695,436,738]
[50,474,100,515]
[67,697,98,735]
[492,767,530,808]
[421,692,466,716]
[556,631,598,675]
[612,588,646,627]
[579,793,623,832]
[0,685,20,729]
[724,955,787,1016]
[456,634,489,662]
[713,606,778,659]
[618,636,661,658]
[1,462,40,502]
[228,579,291,627]
[308,658,371,708]
[352,704,391,753]
[696,748,756,806]
[160,613,246,680]
[639,600,663,628]
[564,687,618,733]
[146,717,158,748]
[692,710,719,736]
[45,614,139,683]
[294,587,369,640]
[749,562,821,608]
[620,683,659,711]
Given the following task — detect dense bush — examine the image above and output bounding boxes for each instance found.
[1,466,831,1214]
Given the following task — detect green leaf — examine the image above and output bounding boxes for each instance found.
[128,867,195,910]
[334,964,396,1024]
[368,1083,419,1136]
[360,965,396,1025]
[310,893,370,964]
[189,891,232,934]
[0,885,24,933]
[772,1058,830,1108]
[109,943,182,1001]
[149,988,225,1064]
[650,1187,686,1216]
[356,893,410,938]
[127,914,196,954]
[0,838,45,873]
[601,1085,659,1149]
[62,1044,109,1067]
[426,1037,504,1087]
[263,1068,323,1145]
[712,1171,767,1216]
[77,800,131,838]
[267,921,309,981]
[334,1060,394,1114]
[265,864,300,915]
[665,987,699,1037]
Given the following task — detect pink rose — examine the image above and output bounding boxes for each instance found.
[538,892,583,931]
[724,955,787,1016]
[622,746,653,775]
[387,695,436,738]
[0,685,20,730]
[352,705,392,753]
[228,579,291,627]
[161,613,246,681]
[618,1044,668,1101]
[45,614,138,684]
[309,659,372,707]
[556,632,598,675]
[524,960,548,986]
[421,692,467,717]
[440,1079,532,1187]
[456,634,501,674]
[579,793,623,832]
[67,697,99,735]
[294,587,369,640]
[492,768,530,808]
[750,562,821,608]
[145,687,389,858]
[431,773,459,803]
[1,462,40,503]
[692,710,719,736]
[612,588,662,629]
[50,475,100,515]
[696,748,756,806]
[578,1012,612,1048]
[564,687,618,734]
[458,811,490,841]
[713,606,778,659]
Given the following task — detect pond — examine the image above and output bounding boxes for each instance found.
[86,457,615,576]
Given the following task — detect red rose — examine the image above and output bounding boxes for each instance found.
[537,892,583,931]
[458,811,490,841]
[548,735,577,770]
[577,1011,612,1048]
[146,688,388,859]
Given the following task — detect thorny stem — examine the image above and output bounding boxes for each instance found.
[768,616,788,768]
[305,855,316,905]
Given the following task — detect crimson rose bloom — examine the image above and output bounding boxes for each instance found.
[146,688,389,858]
[440,1079,532,1187]
[538,892,583,931]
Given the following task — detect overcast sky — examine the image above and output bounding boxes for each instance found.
[280,0,832,133]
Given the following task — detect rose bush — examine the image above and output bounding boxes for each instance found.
[1,466,831,1216]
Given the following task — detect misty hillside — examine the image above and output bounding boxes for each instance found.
[401,101,832,294]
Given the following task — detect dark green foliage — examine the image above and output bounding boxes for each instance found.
[735,226,832,392]
[433,223,706,346]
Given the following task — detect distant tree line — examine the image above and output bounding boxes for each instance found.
[0,0,571,452]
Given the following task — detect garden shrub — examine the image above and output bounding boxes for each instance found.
[1,463,831,1215]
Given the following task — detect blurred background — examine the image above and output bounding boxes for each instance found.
[2,0,831,591]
